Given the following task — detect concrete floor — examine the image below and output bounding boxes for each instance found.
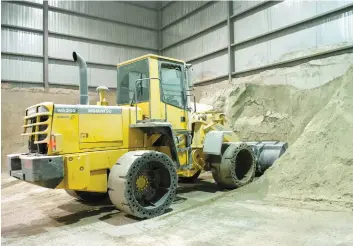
[2,172,353,246]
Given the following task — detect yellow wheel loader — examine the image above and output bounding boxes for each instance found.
[7,52,287,219]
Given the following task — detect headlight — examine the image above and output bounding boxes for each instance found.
[27,107,36,116]
[38,106,49,113]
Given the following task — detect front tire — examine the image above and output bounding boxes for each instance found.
[211,143,256,189]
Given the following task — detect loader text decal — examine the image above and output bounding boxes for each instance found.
[55,108,77,114]
[54,105,122,114]
[86,108,112,114]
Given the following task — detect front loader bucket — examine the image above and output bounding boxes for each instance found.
[245,141,288,173]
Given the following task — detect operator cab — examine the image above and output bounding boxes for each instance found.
[116,54,193,130]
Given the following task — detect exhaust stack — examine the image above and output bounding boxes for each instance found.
[72,52,88,105]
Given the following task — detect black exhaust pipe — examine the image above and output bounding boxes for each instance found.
[72,52,88,105]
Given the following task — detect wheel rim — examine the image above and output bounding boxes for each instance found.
[133,161,171,208]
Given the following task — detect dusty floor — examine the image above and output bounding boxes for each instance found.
[2,172,353,246]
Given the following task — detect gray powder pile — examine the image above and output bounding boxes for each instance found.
[201,66,353,205]
[262,67,353,203]
[207,75,343,144]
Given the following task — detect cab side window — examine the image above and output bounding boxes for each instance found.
[160,63,185,109]
[117,59,149,105]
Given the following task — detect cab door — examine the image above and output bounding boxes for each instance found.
[158,61,188,131]
[117,58,150,120]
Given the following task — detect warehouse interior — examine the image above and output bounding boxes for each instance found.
[1,0,353,245]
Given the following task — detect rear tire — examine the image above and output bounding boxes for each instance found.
[108,150,178,219]
[211,143,256,189]
[65,190,108,203]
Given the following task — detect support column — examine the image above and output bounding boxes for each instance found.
[43,0,49,88]
[157,2,163,55]
[227,1,234,82]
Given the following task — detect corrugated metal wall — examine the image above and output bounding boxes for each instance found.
[3,0,353,87]
[161,0,353,84]
[233,0,353,72]
[1,2,43,83]
[162,1,229,82]
[1,1,158,88]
